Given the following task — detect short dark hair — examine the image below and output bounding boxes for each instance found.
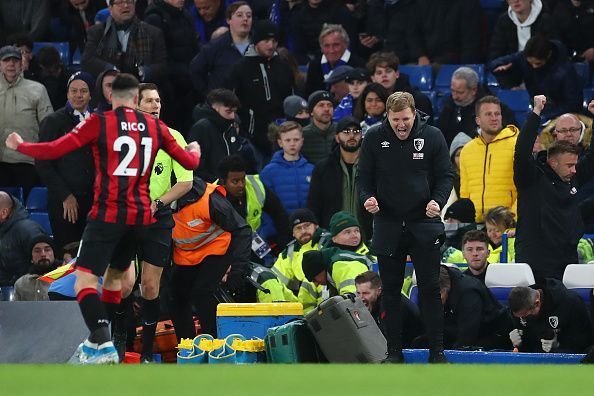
[524,36,552,60]
[207,88,241,109]
[225,1,250,19]
[508,286,537,314]
[475,95,501,115]
[547,140,581,159]
[355,271,382,289]
[138,82,159,102]
[484,206,516,230]
[366,51,400,73]
[111,73,140,93]
[218,154,247,180]
[462,230,489,248]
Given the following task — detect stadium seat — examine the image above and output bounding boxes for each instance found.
[562,264,594,303]
[409,285,418,305]
[435,64,485,95]
[0,186,24,203]
[0,286,15,301]
[30,212,53,235]
[26,187,48,213]
[399,65,433,91]
[485,263,535,305]
[422,90,438,113]
[574,63,590,86]
[486,72,500,95]
[480,0,503,8]
[32,42,70,66]
[497,89,531,127]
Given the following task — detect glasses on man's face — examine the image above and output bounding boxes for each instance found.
[555,127,581,135]
[111,0,135,6]
[340,129,362,136]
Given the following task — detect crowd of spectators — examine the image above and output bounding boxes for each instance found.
[3,0,594,359]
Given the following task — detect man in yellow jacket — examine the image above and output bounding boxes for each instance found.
[459,96,518,222]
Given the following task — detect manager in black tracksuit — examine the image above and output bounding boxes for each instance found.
[514,96,594,282]
[356,91,453,363]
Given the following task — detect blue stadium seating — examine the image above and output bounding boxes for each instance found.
[485,263,535,306]
[0,187,24,203]
[497,89,531,127]
[26,187,48,213]
[33,42,70,66]
[584,88,594,111]
[486,72,500,95]
[409,285,418,306]
[573,62,590,87]
[480,0,504,8]
[562,264,594,304]
[399,65,433,91]
[30,212,52,235]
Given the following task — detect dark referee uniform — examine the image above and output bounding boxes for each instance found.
[356,111,453,359]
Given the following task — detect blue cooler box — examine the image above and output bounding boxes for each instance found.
[217,303,303,339]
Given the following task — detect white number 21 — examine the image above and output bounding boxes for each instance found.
[113,136,153,177]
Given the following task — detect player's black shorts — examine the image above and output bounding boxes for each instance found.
[76,220,147,277]
[138,207,175,268]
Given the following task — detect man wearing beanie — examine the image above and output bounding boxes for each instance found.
[272,208,331,295]
[308,116,372,238]
[226,19,295,160]
[14,235,61,301]
[36,71,96,255]
[301,90,336,164]
[328,211,374,260]
[0,45,53,196]
[299,247,370,312]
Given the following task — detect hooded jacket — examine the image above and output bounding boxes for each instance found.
[357,111,453,255]
[92,68,117,114]
[459,125,519,222]
[188,104,244,182]
[260,150,314,215]
[0,198,46,286]
[514,112,594,281]
[489,0,556,60]
[225,45,295,153]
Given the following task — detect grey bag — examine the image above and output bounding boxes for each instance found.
[305,293,387,363]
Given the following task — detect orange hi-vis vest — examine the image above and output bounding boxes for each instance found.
[172,183,232,266]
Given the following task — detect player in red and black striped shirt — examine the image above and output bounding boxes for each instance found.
[6,74,200,364]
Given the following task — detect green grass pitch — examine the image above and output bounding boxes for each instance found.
[2,364,594,395]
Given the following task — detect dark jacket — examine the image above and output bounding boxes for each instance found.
[305,51,366,96]
[0,198,46,286]
[82,16,167,82]
[225,45,295,154]
[373,294,424,348]
[438,88,517,146]
[392,74,433,121]
[365,0,415,64]
[443,266,512,349]
[514,278,593,353]
[288,0,357,64]
[189,31,246,99]
[144,0,200,65]
[488,9,556,60]
[514,112,594,281]
[177,177,252,276]
[357,112,453,255]
[58,0,102,58]
[307,148,373,240]
[489,41,583,120]
[188,104,245,183]
[555,0,594,60]
[407,0,482,64]
[228,185,291,248]
[35,106,95,203]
